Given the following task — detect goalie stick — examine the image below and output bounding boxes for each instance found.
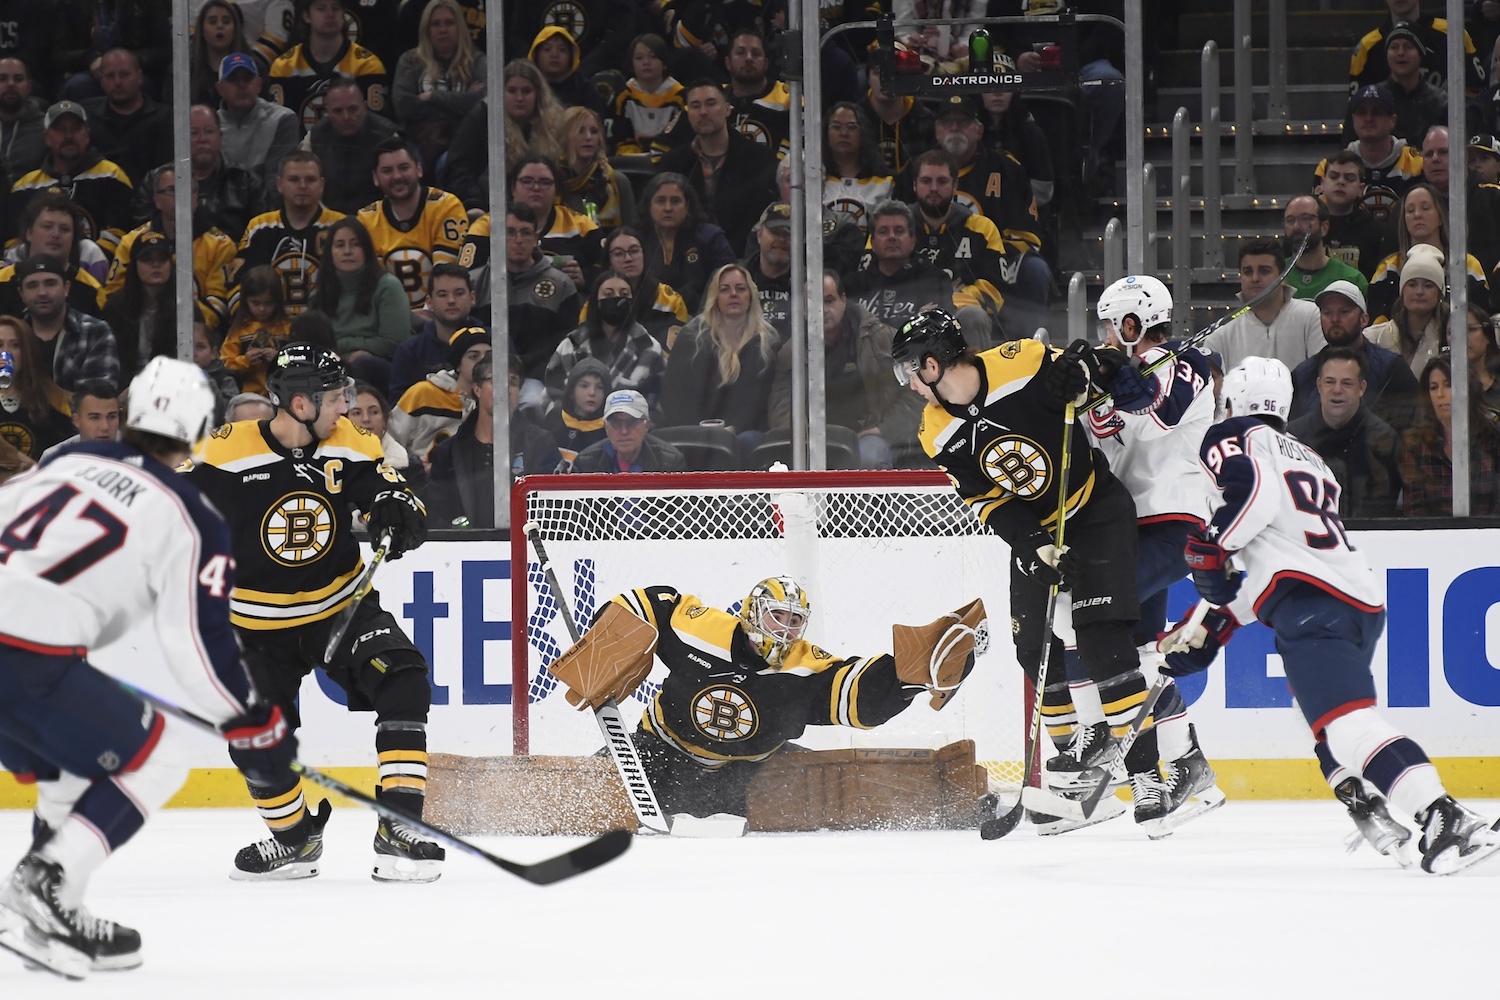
[524,521,673,835]
[1085,229,1312,413]
[323,530,392,662]
[119,682,631,885]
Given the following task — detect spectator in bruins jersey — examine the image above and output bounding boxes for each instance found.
[308,215,413,388]
[268,0,389,132]
[0,313,73,459]
[392,0,487,176]
[7,101,134,259]
[843,200,957,338]
[220,264,294,395]
[1349,1,1486,99]
[600,225,690,349]
[303,76,401,216]
[1365,183,1490,324]
[0,193,108,318]
[444,59,567,212]
[1319,149,1388,280]
[99,230,178,379]
[235,149,345,319]
[389,262,481,402]
[554,575,978,818]
[609,33,685,157]
[528,25,605,114]
[509,153,601,290]
[101,166,238,330]
[822,102,894,237]
[190,0,251,108]
[978,65,1057,267]
[544,269,666,407]
[890,311,1170,804]
[216,54,302,194]
[187,344,445,883]
[542,355,609,471]
[15,254,120,393]
[189,105,264,245]
[657,80,778,254]
[637,171,736,312]
[861,57,936,178]
[741,201,792,342]
[356,136,468,311]
[908,149,1009,344]
[559,106,635,231]
[659,262,777,461]
[390,325,490,466]
[722,29,790,160]
[1313,86,1426,227]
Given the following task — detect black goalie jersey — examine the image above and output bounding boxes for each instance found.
[917,338,1111,546]
[613,586,916,768]
[185,417,414,630]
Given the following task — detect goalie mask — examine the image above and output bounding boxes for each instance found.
[740,576,810,666]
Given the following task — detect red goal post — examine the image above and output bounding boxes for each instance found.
[511,470,1029,788]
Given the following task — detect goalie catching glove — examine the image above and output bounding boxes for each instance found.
[893,598,987,710]
[367,489,427,559]
[1156,604,1237,677]
[547,602,658,710]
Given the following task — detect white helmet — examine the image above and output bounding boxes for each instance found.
[1222,356,1293,423]
[1097,274,1172,348]
[126,357,218,448]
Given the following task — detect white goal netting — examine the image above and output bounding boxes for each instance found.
[512,471,1026,787]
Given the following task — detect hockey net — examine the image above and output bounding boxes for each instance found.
[511,471,1026,789]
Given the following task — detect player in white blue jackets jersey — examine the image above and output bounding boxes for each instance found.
[1042,275,1225,836]
[1161,356,1500,875]
[0,358,296,977]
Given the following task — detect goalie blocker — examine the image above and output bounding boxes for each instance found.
[545,585,988,821]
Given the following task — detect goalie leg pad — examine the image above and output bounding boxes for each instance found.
[547,602,658,710]
[893,599,987,710]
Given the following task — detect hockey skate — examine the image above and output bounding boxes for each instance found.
[0,854,124,980]
[1044,721,1125,792]
[1133,724,1226,839]
[230,800,331,881]
[1416,796,1500,875]
[372,816,445,883]
[1029,785,1128,836]
[1334,778,1415,868]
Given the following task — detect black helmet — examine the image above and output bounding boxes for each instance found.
[267,343,348,409]
[891,310,967,383]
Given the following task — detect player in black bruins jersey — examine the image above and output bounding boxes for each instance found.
[186,344,444,883]
[547,576,986,819]
[890,310,1164,826]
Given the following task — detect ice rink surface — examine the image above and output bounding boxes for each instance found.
[0,800,1493,1000]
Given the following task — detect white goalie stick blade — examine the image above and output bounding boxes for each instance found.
[1019,785,1087,823]
[669,814,748,838]
[593,701,672,834]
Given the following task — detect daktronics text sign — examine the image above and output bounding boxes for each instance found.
[91,530,1500,765]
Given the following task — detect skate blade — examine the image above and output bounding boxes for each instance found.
[228,861,320,882]
[1034,796,1128,836]
[0,925,89,981]
[1140,786,1227,840]
[1423,833,1500,876]
[372,855,443,883]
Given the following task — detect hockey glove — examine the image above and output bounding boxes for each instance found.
[1157,605,1237,677]
[1043,339,1098,406]
[1014,527,1079,591]
[1184,531,1242,605]
[367,490,427,559]
[223,705,298,789]
[1094,348,1159,413]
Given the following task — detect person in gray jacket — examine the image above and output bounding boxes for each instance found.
[215,53,299,192]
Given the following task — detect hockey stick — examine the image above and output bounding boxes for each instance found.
[523,521,673,835]
[119,682,631,885]
[323,530,392,662]
[980,400,1078,841]
[1085,229,1312,413]
[1072,601,1217,818]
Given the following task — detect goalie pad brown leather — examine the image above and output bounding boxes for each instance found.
[892,598,988,710]
[546,602,658,709]
[744,741,990,831]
